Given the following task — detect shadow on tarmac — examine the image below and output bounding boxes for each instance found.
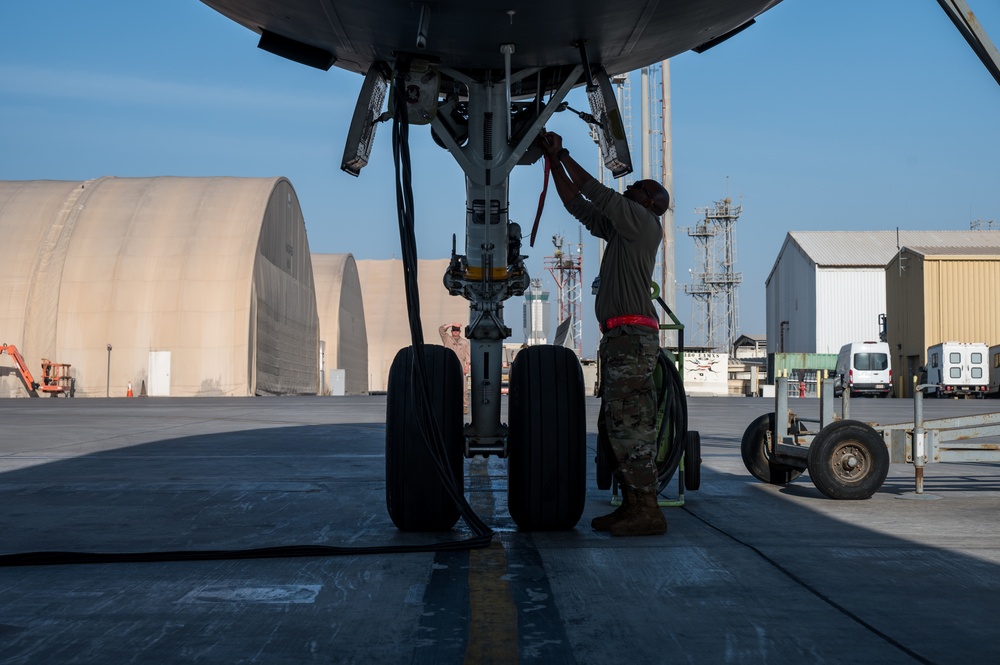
[0,398,999,663]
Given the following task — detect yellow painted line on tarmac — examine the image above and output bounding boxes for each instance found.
[464,542,518,664]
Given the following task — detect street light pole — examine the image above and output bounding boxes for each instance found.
[106,343,112,398]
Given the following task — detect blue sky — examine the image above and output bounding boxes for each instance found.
[2,1,998,356]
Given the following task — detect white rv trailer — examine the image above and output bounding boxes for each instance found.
[990,344,1000,397]
[926,342,990,398]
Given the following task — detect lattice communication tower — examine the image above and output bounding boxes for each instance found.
[683,197,742,351]
[544,233,584,356]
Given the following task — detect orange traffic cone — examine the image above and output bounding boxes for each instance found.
[127,382,133,398]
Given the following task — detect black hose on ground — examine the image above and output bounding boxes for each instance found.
[0,63,492,569]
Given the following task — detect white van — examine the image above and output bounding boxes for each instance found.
[834,341,892,398]
[926,342,990,398]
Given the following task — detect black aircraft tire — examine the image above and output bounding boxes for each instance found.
[740,412,804,485]
[508,345,587,530]
[807,420,889,500]
[684,430,702,491]
[385,345,465,531]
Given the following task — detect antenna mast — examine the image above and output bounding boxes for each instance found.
[544,234,583,356]
[684,196,742,351]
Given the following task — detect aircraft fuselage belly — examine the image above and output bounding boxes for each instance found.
[200,0,783,76]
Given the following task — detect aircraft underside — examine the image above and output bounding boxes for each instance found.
[200,0,783,76]
[194,0,784,530]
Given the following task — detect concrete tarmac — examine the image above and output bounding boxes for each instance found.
[2,394,1000,664]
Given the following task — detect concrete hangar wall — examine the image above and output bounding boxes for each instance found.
[0,177,320,397]
[765,230,1000,356]
[315,255,474,396]
[313,253,367,396]
[355,258,470,393]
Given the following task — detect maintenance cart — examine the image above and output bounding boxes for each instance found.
[741,376,1000,499]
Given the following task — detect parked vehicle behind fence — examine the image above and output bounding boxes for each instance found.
[926,342,990,398]
[834,341,892,398]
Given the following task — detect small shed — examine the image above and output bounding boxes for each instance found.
[733,334,767,360]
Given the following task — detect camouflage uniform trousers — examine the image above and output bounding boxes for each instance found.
[599,325,660,493]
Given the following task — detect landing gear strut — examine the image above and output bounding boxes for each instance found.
[354,56,627,530]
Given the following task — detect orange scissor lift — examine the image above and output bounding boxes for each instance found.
[0,344,73,397]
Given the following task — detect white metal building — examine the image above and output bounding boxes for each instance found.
[765,230,1000,355]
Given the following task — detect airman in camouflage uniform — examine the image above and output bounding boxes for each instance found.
[600,326,660,492]
[539,130,669,536]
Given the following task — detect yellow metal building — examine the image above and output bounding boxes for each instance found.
[885,246,1000,397]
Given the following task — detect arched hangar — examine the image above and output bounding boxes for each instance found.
[0,176,319,397]
[312,253,368,395]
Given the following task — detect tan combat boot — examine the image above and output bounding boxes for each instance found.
[591,486,632,531]
[609,491,667,537]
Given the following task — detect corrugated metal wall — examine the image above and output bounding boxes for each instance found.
[886,250,1000,396]
[252,179,320,396]
[766,241,816,353]
[924,258,1000,345]
[815,268,886,353]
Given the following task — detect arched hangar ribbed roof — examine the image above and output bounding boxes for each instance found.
[0,176,318,397]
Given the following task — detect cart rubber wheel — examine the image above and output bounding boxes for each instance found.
[807,419,889,500]
[684,430,701,491]
[740,412,805,485]
[595,402,613,491]
[385,345,465,531]
[508,345,586,530]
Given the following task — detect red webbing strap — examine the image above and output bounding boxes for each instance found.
[601,315,660,334]
[529,154,551,247]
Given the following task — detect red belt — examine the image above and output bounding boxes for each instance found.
[601,315,659,334]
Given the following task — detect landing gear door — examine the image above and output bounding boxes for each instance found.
[587,67,633,179]
[341,63,390,177]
